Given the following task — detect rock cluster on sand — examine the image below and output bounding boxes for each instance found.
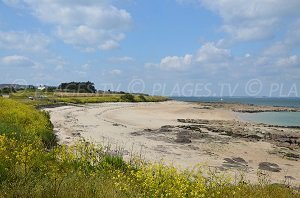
[176,119,300,151]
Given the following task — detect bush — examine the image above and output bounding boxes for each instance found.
[0,98,56,147]
[138,94,147,102]
[0,87,16,94]
[120,93,135,102]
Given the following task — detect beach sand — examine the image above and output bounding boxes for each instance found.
[45,101,300,185]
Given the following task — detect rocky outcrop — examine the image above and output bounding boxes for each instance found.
[177,119,300,151]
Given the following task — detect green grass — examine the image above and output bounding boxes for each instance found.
[0,98,56,147]
[54,95,168,104]
[7,91,168,107]
[0,98,299,198]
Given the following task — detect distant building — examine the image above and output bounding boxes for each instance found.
[37,85,46,91]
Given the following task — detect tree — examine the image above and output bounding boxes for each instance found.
[0,87,16,94]
[58,81,97,93]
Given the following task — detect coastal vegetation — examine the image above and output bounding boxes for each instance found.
[1,81,168,107]
[0,87,16,95]
[58,81,97,93]
[0,98,299,197]
[8,91,168,106]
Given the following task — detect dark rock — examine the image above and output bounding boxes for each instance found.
[131,131,143,136]
[158,128,172,133]
[285,152,300,159]
[161,125,175,129]
[245,134,263,140]
[222,157,248,168]
[232,157,247,164]
[259,162,282,172]
[175,137,192,143]
[175,130,192,143]
[71,132,81,136]
[284,176,296,180]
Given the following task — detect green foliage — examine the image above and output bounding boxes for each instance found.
[120,93,135,102]
[9,90,168,107]
[58,81,97,93]
[0,87,16,94]
[0,98,56,147]
[138,94,147,102]
[54,95,168,104]
[54,96,121,104]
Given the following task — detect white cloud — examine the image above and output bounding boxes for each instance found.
[263,42,289,56]
[160,55,193,70]
[245,53,251,58]
[73,70,87,76]
[145,54,193,71]
[176,0,197,5]
[81,63,90,70]
[264,20,300,56]
[0,31,50,52]
[144,62,159,69]
[0,55,41,69]
[109,56,135,62]
[110,69,122,75]
[195,42,231,63]
[146,42,231,71]
[200,0,300,41]
[276,55,300,68]
[44,56,67,71]
[144,40,300,80]
[1,55,27,64]
[285,19,300,45]
[99,40,120,51]
[222,19,278,41]
[3,0,132,51]
[201,0,300,21]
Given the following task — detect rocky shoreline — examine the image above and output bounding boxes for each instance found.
[195,102,300,113]
[134,118,300,160]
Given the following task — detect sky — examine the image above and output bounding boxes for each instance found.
[0,0,300,96]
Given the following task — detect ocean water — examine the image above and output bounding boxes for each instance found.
[237,112,300,127]
[170,97,300,108]
[171,97,300,126]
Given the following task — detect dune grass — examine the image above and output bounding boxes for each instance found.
[7,90,168,107]
[0,98,299,198]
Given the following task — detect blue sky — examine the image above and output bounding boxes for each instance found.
[0,0,300,96]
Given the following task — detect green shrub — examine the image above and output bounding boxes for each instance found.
[138,94,147,102]
[120,93,135,102]
[0,98,56,147]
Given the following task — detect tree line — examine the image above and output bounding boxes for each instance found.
[57,81,97,93]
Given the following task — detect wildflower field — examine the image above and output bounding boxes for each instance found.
[0,98,299,197]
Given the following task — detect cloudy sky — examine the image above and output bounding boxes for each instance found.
[0,0,300,96]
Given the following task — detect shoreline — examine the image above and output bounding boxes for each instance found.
[45,101,300,185]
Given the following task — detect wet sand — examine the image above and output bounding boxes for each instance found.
[45,101,300,185]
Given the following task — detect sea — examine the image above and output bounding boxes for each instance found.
[171,97,300,127]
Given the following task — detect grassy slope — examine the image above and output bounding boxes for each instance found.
[8,90,168,107]
[0,99,56,147]
[0,98,299,198]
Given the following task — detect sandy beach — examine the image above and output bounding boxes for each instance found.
[45,101,300,185]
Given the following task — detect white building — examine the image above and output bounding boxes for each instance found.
[37,85,46,91]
